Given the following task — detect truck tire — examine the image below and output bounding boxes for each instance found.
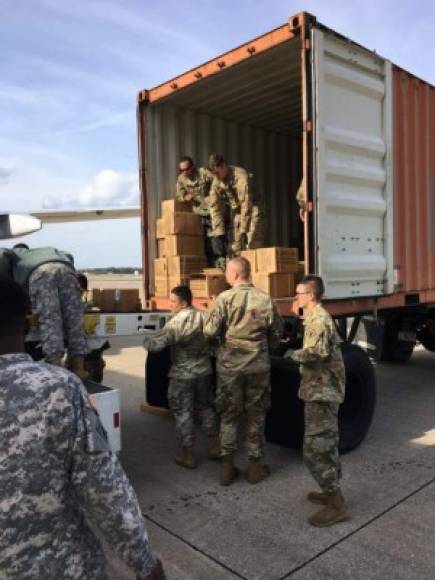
[265,344,376,453]
[417,309,435,352]
[339,343,376,452]
[380,317,415,363]
[145,349,170,408]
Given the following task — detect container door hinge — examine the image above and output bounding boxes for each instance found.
[303,120,313,132]
[304,38,310,50]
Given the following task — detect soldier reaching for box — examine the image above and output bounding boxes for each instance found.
[175,155,227,269]
[204,257,283,486]
[285,275,348,527]
[207,153,264,257]
[143,285,219,468]
[11,243,89,379]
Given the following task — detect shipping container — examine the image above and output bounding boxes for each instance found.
[136,12,435,450]
[137,12,434,311]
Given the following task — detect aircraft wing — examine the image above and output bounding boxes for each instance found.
[32,207,141,224]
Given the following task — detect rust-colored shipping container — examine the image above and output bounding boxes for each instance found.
[137,11,435,362]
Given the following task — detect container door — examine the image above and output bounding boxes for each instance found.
[312,28,394,299]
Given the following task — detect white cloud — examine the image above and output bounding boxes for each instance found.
[0,167,12,186]
[43,169,139,209]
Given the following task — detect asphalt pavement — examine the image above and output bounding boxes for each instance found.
[102,339,435,580]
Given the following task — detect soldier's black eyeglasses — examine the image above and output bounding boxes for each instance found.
[179,166,192,173]
[296,291,311,295]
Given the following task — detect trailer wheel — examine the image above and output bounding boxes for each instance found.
[266,344,376,453]
[339,343,376,452]
[417,309,435,352]
[380,317,415,363]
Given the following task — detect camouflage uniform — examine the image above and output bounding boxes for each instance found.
[28,263,88,358]
[204,284,283,459]
[0,353,158,579]
[208,166,264,256]
[288,304,345,492]
[143,306,218,447]
[296,182,305,209]
[176,167,223,267]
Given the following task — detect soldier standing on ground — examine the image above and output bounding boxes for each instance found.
[285,275,348,527]
[204,257,283,486]
[143,285,219,469]
[175,155,227,269]
[0,276,165,580]
[207,153,264,257]
[11,243,89,379]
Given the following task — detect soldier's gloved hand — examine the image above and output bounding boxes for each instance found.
[137,558,166,579]
[239,232,248,250]
[211,235,227,257]
[283,348,295,359]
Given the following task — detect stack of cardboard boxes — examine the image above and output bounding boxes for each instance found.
[242,247,301,298]
[154,199,227,298]
[153,200,303,300]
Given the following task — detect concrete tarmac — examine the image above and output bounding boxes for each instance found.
[101,339,435,580]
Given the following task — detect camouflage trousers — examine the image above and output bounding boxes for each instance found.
[29,263,88,359]
[303,401,342,492]
[230,205,264,256]
[216,371,270,460]
[168,375,218,447]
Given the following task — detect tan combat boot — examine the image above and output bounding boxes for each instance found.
[246,458,270,484]
[175,447,197,469]
[45,354,64,367]
[219,454,240,486]
[208,434,220,460]
[307,490,330,505]
[66,355,89,381]
[308,489,349,527]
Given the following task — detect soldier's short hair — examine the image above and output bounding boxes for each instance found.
[77,273,88,291]
[208,153,226,171]
[0,276,30,332]
[179,156,194,168]
[301,275,324,301]
[230,257,251,280]
[171,285,192,306]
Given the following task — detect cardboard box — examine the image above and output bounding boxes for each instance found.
[99,289,140,312]
[157,212,202,236]
[252,273,295,298]
[167,255,207,277]
[168,276,189,290]
[160,235,205,257]
[154,277,169,297]
[156,218,166,239]
[256,247,299,274]
[189,272,228,298]
[91,288,102,308]
[157,238,166,257]
[241,250,257,274]
[161,199,192,215]
[154,258,168,277]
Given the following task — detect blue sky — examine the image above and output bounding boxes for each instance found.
[2,0,434,267]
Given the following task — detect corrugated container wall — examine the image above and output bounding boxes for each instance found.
[142,107,302,290]
[393,67,435,293]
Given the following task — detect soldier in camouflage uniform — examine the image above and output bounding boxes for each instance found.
[286,275,348,527]
[143,285,219,469]
[296,181,306,222]
[0,276,165,580]
[208,153,264,257]
[204,257,283,486]
[176,155,227,269]
[11,244,89,379]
